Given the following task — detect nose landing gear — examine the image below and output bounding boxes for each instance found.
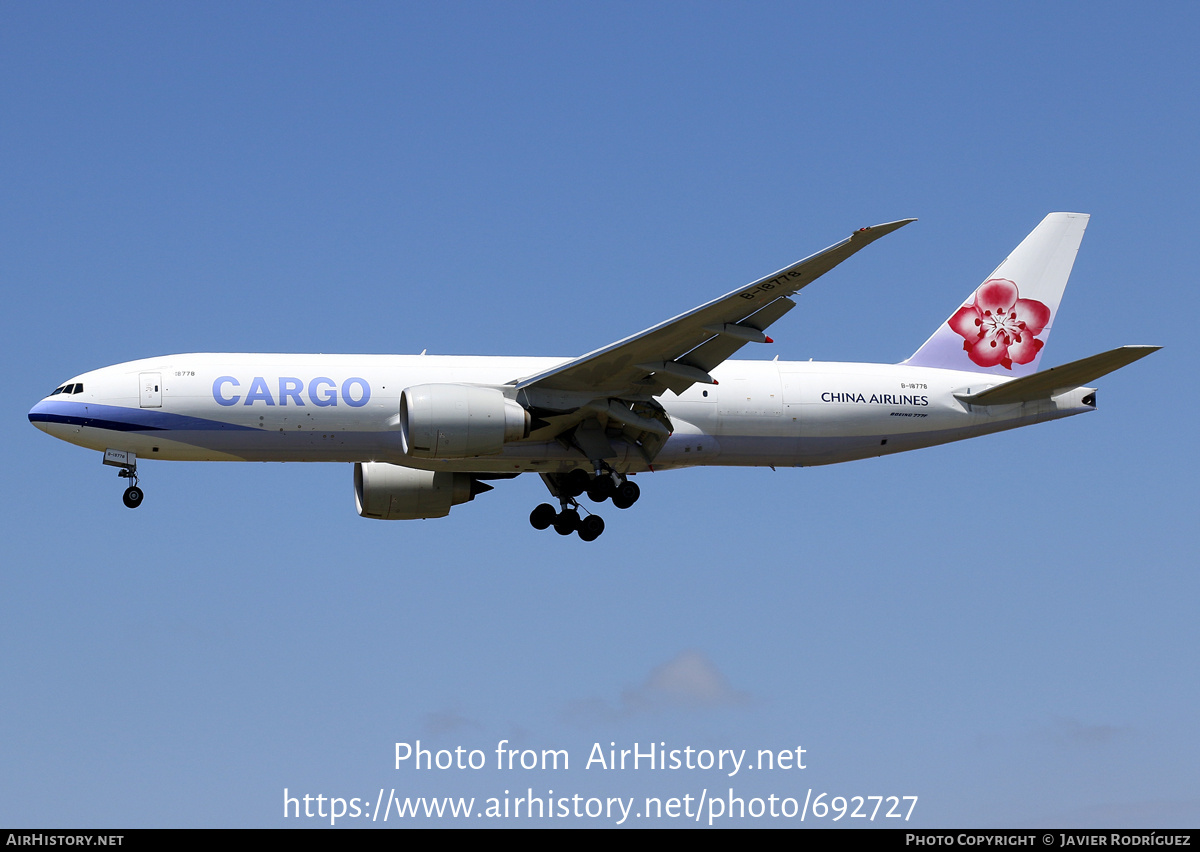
[103,448,144,509]
[120,474,144,509]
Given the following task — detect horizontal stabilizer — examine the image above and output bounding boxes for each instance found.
[957,345,1160,405]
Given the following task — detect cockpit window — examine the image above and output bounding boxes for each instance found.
[50,385,65,395]
[72,383,83,394]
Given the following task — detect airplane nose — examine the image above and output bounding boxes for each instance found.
[28,399,60,435]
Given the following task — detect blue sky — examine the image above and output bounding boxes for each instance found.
[3,2,1197,827]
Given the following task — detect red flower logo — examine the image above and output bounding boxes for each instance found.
[948,279,1051,370]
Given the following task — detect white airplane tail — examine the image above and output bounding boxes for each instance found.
[904,212,1090,376]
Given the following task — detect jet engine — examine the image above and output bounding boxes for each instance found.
[399,384,529,459]
[354,462,492,520]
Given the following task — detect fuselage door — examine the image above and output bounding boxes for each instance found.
[139,372,162,408]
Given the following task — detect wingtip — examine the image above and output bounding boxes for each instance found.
[854,218,917,240]
[868,217,916,229]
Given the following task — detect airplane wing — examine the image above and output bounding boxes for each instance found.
[956,345,1161,406]
[515,219,916,399]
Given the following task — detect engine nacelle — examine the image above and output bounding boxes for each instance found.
[399,384,529,459]
[354,462,488,520]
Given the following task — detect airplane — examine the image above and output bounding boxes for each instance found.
[28,212,1158,541]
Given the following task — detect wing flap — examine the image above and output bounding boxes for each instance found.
[681,298,797,374]
[958,345,1160,405]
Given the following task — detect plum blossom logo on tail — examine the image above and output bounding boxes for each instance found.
[948,279,1051,369]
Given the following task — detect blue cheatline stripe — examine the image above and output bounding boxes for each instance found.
[28,400,263,433]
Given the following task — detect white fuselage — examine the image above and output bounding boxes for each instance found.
[28,352,1095,474]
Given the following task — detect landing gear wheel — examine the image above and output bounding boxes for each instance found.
[564,469,591,498]
[586,476,614,503]
[122,486,144,509]
[611,481,640,510]
[578,514,605,542]
[553,508,580,535]
[529,503,556,530]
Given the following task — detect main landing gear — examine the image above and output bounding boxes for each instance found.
[529,468,641,542]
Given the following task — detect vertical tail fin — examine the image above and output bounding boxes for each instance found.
[904,212,1090,376]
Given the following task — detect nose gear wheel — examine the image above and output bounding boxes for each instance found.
[115,463,144,509]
